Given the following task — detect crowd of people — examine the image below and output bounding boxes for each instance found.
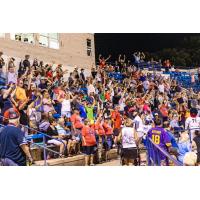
[0,51,200,166]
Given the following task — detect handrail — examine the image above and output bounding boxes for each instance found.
[29,141,61,155]
[0,115,66,147]
[0,121,64,166]
[146,137,183,166]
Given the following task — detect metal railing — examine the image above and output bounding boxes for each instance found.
[0,115,67,166]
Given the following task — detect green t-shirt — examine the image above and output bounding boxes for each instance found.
[100,93,105,102]
[85,106,94,120]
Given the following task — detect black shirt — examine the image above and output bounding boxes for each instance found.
[91,71,97,79]
[46,126,59,142]
[0,125,27,166]
[112,95,121,105]
[23,59,30,69]
[38,83,47,90]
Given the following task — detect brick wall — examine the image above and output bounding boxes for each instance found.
[0,33,95,79]
[0,33,95,69]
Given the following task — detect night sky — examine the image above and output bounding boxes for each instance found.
[94,33,200,61]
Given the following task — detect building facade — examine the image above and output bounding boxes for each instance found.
[0,33,95,74]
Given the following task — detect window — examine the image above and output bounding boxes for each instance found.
[39,33,59,49]
[0,33,5,38]
[87,39,92,56]
[10,33,34,44]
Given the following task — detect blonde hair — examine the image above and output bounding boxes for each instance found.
[183,152,197,166]
[57,118,65,125]
[125,119,133,127]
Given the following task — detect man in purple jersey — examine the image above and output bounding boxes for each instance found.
[147,118,172,161]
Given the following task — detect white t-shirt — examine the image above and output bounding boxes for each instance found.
[52,64,57,76]
[133,115,144,133]
[142,124,152,135]
[119,98,125,111]
[143,80,150,90]
[55,124,67,135]
[61,99,71,113]
[87,84,95,95]
[7,72,17,84]
[185,116,200,139]
[158,84,165,93]
[122,127,137,148]
[96,74,101,82]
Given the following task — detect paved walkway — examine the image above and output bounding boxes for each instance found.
[97,152,147,166]
[97,158,121,166]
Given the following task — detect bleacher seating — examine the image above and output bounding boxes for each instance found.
[163,71,200,92]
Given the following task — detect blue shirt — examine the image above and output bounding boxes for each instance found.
[79,104,87,119]
[177,141,191,163]
[166,131,178,148]
[0,125,27,166]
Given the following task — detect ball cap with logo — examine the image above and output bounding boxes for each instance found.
[7,108,20,119]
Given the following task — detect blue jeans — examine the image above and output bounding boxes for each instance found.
[0,158,19,166]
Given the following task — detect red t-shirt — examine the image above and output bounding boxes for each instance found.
[105,92,111,102]
[95,122,105,136]
[70,114,83,129]
[81,125,96,146]
[99,59,106,68]
[103,122,113,135]
[160,105,168,117]
[47,71,53,79]
[111,111,122,129]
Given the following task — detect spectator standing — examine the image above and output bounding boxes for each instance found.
[82,119,96,166]
[23,55,31,71]
[80,68,85,82]
[7,65,17,85]
[118,119,139,166]
[147,119,172,163]
[0,108,33,166]
[98,54,111,69]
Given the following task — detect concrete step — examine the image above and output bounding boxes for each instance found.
[33,149,118,166]
[33,149,148,166]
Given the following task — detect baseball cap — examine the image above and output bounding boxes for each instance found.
[7,108,19,119]
[53,113,61,119]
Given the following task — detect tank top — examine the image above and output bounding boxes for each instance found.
[122,127,136,148]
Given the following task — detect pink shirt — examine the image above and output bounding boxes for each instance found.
[143,104,151,112]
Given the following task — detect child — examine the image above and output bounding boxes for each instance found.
[177,132,191,163]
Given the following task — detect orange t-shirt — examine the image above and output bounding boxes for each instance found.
[105,92,111,102]
[70,114,83,129]
[99,59,106,68]
[103,122,113,135]
[111,110,122,129]
[81,125,96,146]
[160,105,168,117]
[95,122,105,136]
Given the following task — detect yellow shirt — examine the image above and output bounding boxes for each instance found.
[185,111,190,118]
[15,86,27,102]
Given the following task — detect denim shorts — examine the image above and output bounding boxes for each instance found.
[84,146,96,155]
[105,135,113,151]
